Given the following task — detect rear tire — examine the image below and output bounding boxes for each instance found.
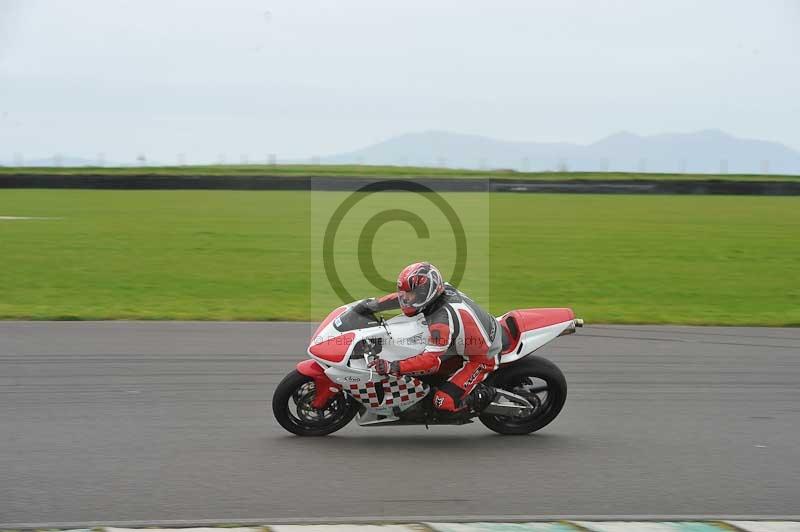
[272,370,357,436]
[479,356,567,435]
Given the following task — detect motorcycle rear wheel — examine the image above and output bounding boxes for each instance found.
[272,370,357,436]
[480,356,567,435]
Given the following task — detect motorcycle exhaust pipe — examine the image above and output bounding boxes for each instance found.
[558,318,584,336]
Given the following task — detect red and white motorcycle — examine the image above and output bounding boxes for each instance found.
[273,302,582,436]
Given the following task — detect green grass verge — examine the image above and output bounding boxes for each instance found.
[0,189,798,325]
[1,164,798,182]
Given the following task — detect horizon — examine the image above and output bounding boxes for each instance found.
[3,127,798,166]
[4,127,798,175]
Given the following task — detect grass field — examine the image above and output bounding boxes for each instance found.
[1,189,798,325]
[1,164,799,182]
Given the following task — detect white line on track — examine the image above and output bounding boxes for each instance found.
[0,215,62,220]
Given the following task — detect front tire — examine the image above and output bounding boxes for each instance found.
[272,370,357,436]
[480,356,567,435]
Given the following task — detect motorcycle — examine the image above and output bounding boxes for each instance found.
[272,302,582,436]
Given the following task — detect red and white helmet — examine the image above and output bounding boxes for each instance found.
[396,262,445,317]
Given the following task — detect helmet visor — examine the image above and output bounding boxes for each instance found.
[398,282,432,310]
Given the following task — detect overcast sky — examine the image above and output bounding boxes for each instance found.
[1,0,798,164]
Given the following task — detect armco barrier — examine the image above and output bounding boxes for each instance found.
[1,174,800,194]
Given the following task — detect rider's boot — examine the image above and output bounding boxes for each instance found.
[465,383,497,413]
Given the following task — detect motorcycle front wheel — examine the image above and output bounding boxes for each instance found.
[480,355,567,435]
[272,370,358,436]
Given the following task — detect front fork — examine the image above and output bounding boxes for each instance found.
[296,360,342,409]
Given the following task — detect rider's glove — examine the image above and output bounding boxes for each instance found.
[369,358,400,376]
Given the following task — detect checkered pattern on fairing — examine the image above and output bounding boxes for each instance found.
[382,376,429,406]
[346,381,380,408]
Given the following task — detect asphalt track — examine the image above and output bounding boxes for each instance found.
[1,322,799,524]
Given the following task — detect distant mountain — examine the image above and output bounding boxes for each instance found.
[323,130,800,175]
[3,130,798,174]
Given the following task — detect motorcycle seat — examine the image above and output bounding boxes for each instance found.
[499,315,520,355]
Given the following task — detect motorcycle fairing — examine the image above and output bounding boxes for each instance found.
[307,305,427,368]
[497,320,574,364]
[350,375,429,426]
[380,375,429,408]
[306,303,578,421]
[336,375,430,415]
[308,331,356,363]
[496,309,577,364]
[346,380,381,407]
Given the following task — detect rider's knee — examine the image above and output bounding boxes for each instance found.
[433,390,460,412]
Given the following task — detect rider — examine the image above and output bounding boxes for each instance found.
[353,262,500,414]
